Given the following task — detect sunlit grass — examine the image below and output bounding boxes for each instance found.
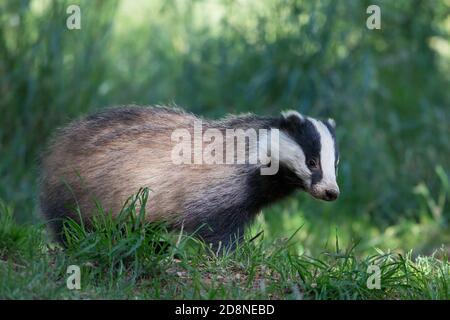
[0,190,448,299]
[1,175,447,299]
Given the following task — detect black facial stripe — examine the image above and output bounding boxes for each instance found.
[280,116,323,184]
[322,120,339,167]
[295,118,321,162]
[311,171,323,185]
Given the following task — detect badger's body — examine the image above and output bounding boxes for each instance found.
[40,106,339,248]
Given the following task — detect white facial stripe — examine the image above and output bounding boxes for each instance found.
[277,131,311,183]
[281,110,304,121]
[309,118,337,187]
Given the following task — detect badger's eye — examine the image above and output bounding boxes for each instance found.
[307,159,318,169]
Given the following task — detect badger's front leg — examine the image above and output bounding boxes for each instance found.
[198,224,245,252]
[187,208,255,252]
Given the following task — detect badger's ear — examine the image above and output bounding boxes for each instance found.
[281,110,305,127]
[327,118,336,129]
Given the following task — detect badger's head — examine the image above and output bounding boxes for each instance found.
[278,110,340,201]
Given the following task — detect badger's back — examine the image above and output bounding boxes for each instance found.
[40,106,277,244]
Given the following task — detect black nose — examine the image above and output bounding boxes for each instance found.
[325,189,339,201]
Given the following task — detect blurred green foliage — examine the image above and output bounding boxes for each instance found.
[0,0,449,255]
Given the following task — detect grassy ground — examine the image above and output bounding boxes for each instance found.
[1,189,448,300]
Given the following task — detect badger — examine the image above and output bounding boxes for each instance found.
[39,106,340,249]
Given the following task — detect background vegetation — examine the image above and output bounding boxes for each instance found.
[0,0,449,299]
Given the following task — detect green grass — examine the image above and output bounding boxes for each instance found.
[0,189,448,300]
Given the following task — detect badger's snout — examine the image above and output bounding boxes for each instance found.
[324,188,339,201]
[310,184,340,201]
